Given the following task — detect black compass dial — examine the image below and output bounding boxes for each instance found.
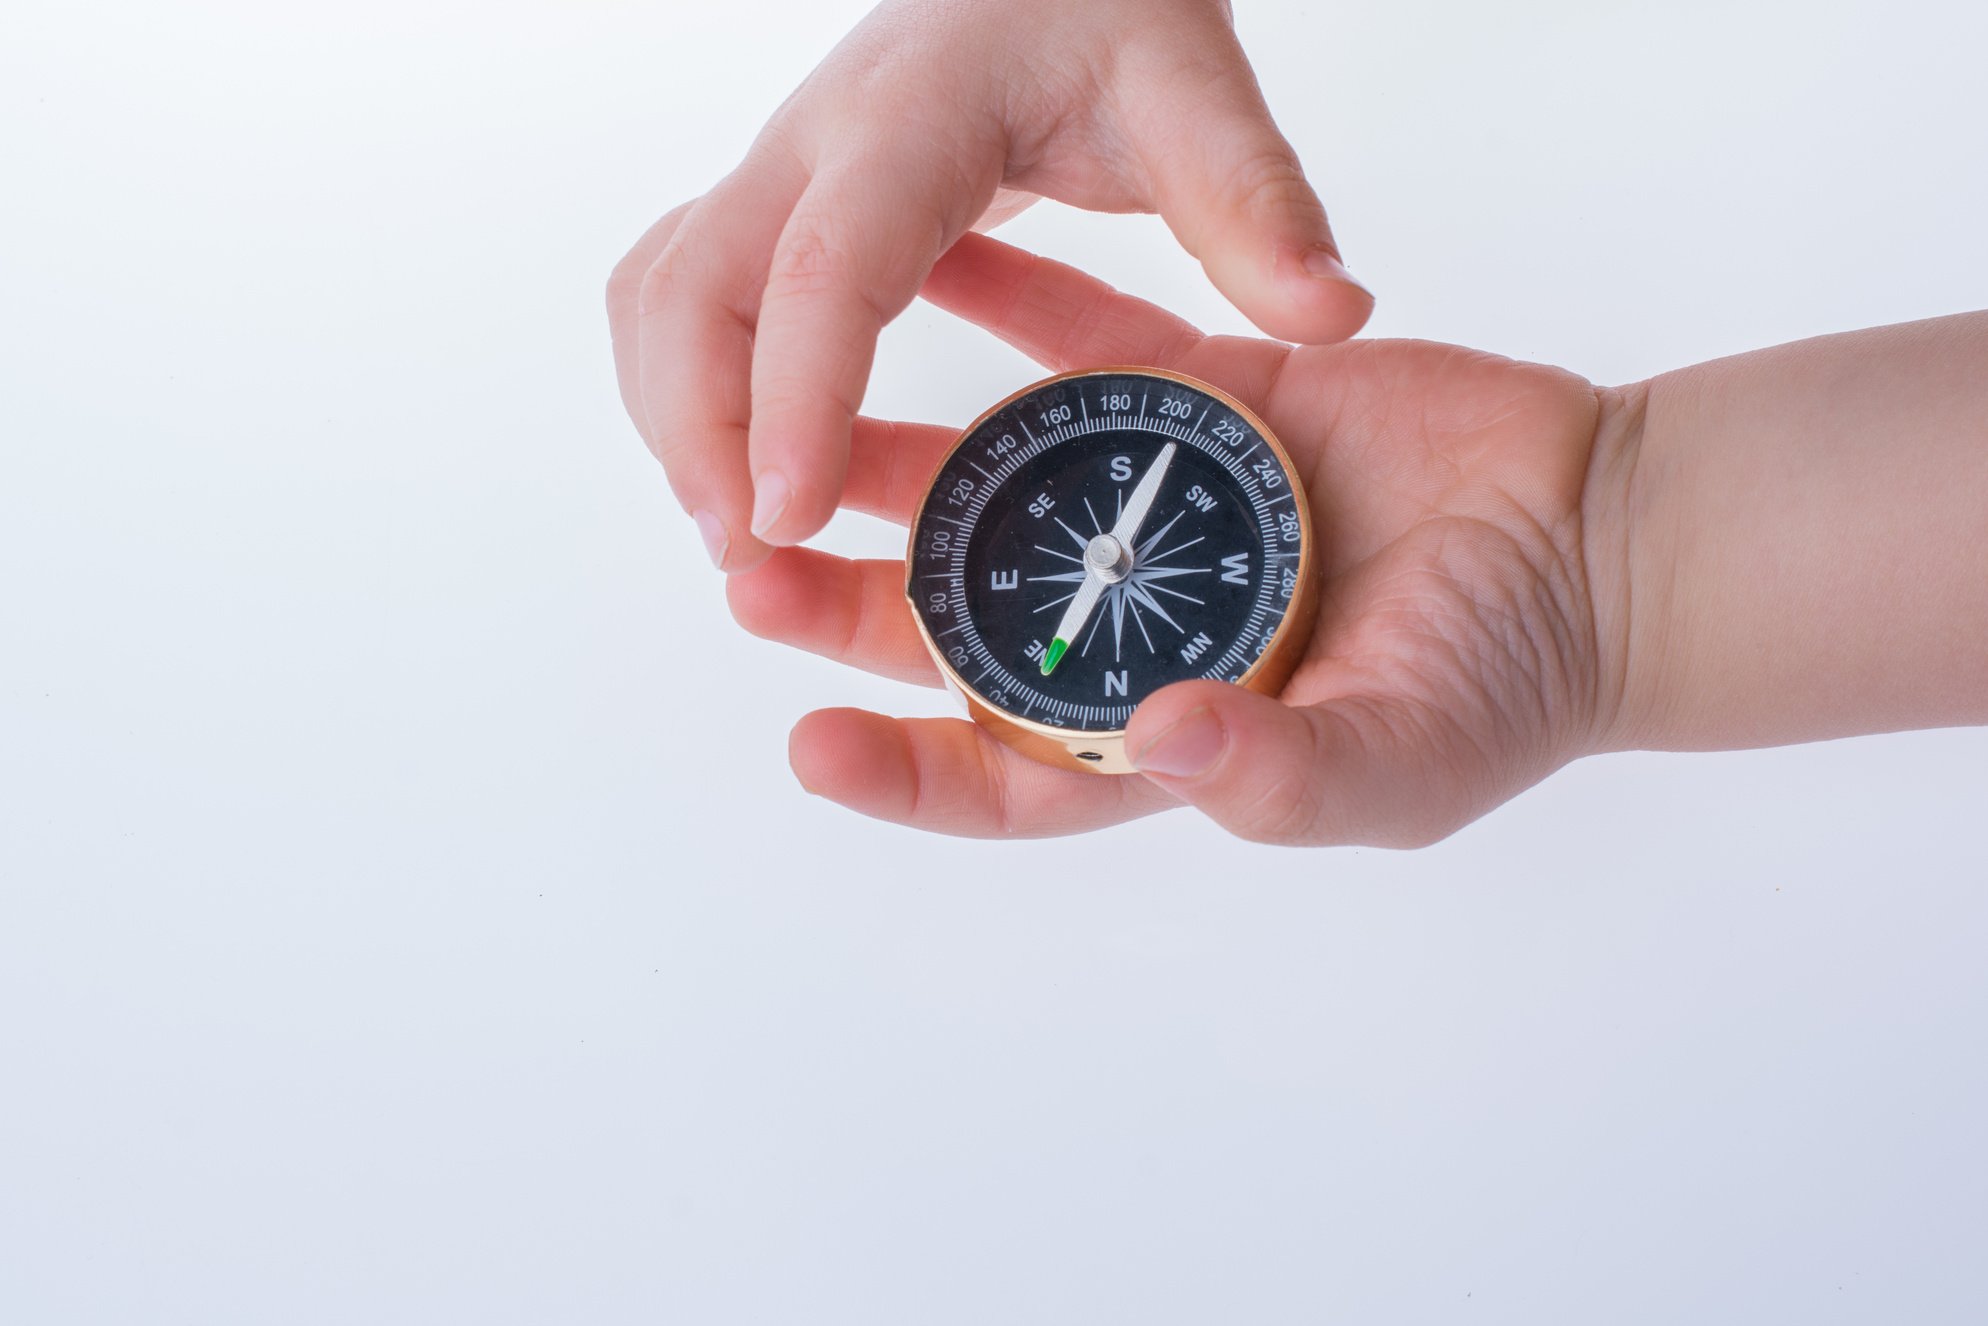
[908,371,1307,734]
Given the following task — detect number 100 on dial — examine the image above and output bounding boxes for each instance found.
[905,367,1319,775]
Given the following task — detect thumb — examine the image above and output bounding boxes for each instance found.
[1124,680,1458,848]
[1124,52,1372,345]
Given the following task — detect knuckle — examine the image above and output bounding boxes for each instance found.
[1237,708,1336,844]
[1049,283,1114,367]
[723,576,771,638]
[769,222,853,300]
[606,250,645,313]
[969,734,1020,838]
[835,564,869,659]
[756,368,861,435]
[1229,768,1324,846]
[769,221,901,333]
[1221,144,1317,224]
[873,419,911,509]
[611,203,698,314]
[753,327,868,428]
[648,430,697,471]
[635,238,691,316]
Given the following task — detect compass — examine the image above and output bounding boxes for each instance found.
[905,367,1319,774]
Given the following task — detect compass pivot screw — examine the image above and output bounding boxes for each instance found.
[1084,534,1132,584]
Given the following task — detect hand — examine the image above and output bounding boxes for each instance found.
[727,233,1634,846]
[606,0,1373,572]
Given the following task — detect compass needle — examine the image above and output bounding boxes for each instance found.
[906,369,1315,774]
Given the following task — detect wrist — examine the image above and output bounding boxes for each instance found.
[1578,375,1674,756]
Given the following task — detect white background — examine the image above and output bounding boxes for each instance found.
[4,1,1986,1321]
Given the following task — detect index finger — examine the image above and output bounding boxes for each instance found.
[633,149,809,571]
[745,143,999,546]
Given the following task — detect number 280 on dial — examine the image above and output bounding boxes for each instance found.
[905,367,1319,775]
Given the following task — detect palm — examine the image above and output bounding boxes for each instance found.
[728,235,1613,843]
[1228,335,1608,840]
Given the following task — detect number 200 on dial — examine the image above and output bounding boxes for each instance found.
[905,367,1319,775]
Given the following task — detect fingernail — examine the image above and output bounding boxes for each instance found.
[692,509,728,570]
[1129,706,1226,778]
[750,471,792,540]
[1301,245,1370,295]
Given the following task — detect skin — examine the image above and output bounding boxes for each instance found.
[729,232,1618,845]
[718,236,1988,844]
[606,0,1371,572]
[609,4,1988,845]
[1604,314,1988,755]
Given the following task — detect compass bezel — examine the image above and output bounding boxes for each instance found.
[903,366,1319,775]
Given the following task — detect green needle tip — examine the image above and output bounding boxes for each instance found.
[1041,637,1069,676]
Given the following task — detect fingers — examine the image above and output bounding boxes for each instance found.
[726,548,940,688]
[1122,679,1475,848]
[1120,39,1372,346]
[606,201,691,443]
[746,148,995,547]
[790,708,1176,838]
[633,147,809,572]
[922,232,1204,373]
[841,416,958,525]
